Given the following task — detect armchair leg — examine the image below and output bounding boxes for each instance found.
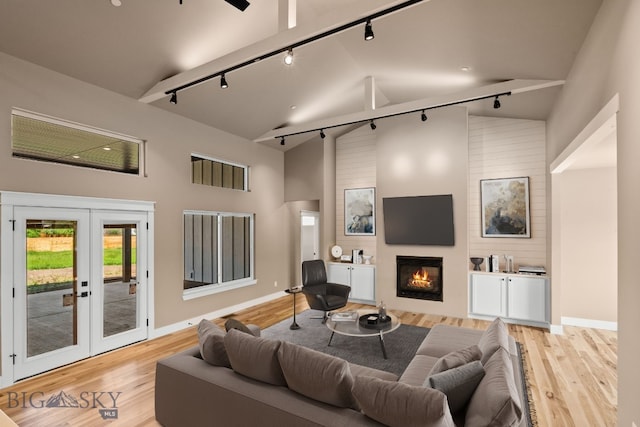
[309,310,331,323]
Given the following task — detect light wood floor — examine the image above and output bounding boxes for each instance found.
[0,296,617,426]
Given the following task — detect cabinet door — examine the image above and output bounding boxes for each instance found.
[327,263,351,286]
[470,274,506,317]
[350,266,375,302]
[507,276,547,322]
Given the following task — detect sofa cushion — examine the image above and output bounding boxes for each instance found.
[478,317,510,364]
[224,329,286,386]
[465,347,522,427]
[426,360,485,414]
[399,354,440,386]
[197,319,230,368]
[415,324,484,358]
[277,341,357,409]
[349,363,399,382]
[224,318,260,336]
[352,376,455,427]
[428,345,482,376]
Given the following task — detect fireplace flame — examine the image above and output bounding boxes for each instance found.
[409,268,432,289]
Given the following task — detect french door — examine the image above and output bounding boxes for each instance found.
[12,206,149,381]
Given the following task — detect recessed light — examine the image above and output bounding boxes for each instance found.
[110,0,122,6]
[103,147,112,151]
[72,155,80,159]
[461,66,471,72]
[290,105,297,110]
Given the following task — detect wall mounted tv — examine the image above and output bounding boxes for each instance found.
[382,194,455,246]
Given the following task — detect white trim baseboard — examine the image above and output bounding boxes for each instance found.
[150,290,285,339]
[550,324,564,335]
[561,316,617,331]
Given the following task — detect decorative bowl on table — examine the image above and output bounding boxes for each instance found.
[470,257,484,271]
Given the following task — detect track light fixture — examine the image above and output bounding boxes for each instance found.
[164,1,423,101]
[224,0,250,11]
[271,91,512,144]
[364,20,375,41]
[220,74,228,89]
[493,96,501,109]
[169,92,178,105]
[284,49,294,66]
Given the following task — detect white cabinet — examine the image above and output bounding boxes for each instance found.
[470,274,507,317]
[327,263,375,303]
[469,272,549,327]
[507,276,547,323]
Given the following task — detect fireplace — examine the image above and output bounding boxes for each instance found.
[396,256,443,301]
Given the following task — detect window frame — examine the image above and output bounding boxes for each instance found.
[11,108,145,176]
[182,209,255,300]
[190,152,249,191]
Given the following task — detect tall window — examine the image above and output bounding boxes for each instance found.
[183,211,254,297]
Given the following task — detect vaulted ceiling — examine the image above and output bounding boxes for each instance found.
[0,0,602,150]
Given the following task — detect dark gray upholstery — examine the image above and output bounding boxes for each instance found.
[301,260,350,322]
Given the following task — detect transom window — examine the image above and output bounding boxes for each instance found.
[11,109,143,175]
[191,154,247,191]
[183,210,255,298]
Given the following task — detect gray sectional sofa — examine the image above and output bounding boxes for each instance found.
[155,317,527,427]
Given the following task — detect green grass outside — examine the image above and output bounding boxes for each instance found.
[27,248,136,270]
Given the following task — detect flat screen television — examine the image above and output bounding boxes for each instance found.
[382,194,455,246]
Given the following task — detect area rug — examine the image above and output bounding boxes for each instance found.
[261,309,429,376]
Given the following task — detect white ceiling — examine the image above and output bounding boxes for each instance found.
[0,0,603,151]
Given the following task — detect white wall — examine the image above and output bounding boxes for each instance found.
[546,1,640,423]
[468,116,547,270]
[335,126,377,260]
[560,168,617,324]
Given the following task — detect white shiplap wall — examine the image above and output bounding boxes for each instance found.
[335,126,377,259]
[468,116,547,270]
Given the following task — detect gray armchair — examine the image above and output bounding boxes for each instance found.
[301,260,350,323]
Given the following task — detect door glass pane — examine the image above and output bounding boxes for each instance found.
[103,224,138,337]
[26,220,78,357]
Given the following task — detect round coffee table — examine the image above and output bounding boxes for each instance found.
[326,309,401,359]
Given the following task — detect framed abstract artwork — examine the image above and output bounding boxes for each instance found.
[344,187,375,236]
[481,177,530,238]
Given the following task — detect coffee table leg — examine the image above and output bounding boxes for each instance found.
[328,331,335,347]
[378,332,388,359]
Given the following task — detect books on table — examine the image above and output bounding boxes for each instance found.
[331,311,358,322]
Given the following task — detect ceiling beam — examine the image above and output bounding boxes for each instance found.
[278,0,297,31]
[253,79,565,142]
[364,76,376,112]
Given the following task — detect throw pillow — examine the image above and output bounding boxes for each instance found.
[277,341,357,409]
[224,328,287,386]
[224,318,256,336]
[352,376,454,427]
[428,344,482,376]
[465,347,523,427]
[477,317,510,364]
[197,319,230,368]
[426,360,485,414]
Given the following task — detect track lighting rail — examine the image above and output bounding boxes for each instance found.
[276,92,512,140]
[164,0,423,97]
